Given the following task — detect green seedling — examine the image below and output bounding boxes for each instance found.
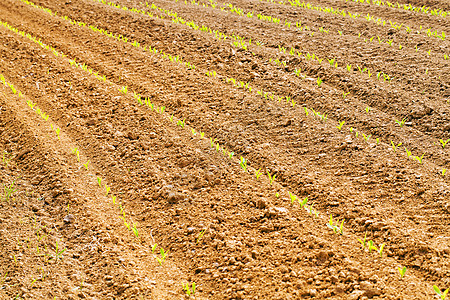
[239,157,247,172]
[395,118,407,127]
[112,195,116,205]
[151,243,158,253]
[182,282,196,297]
[391,141,402,152]
[342,92,350,99]
[336,121,345,131]
[156,248,168,265]
[47,241,66,262]
[55,128,60,139]
[304,107,309,116]
[228,151,234,159]
[404,147,412,157]
[83,160,90,170]
[443,169,447,176]
[97,176,102,187]
[378,243,385,258]
[209,138,217,148]
[177,118,186,128]
[362,133,371,141]
[368,240,378,253]
[317,77,323,87]
[275,192,279,198]
[191,128,196,136]
[200,132,205,139]
[3,178,17,202]
[358,232,367,249]
[327,214,344,235]
[288,192,297,204]
[365,106,370,113]
[0,272,7,286]
[196,229,206,244]
[119,86,128,94]
[299,196,308,208]
[439,139,450,149]
[433,285,449,300]
[398,266,406,278]
[255,168,262,180]
[215,143,220,152]
[169,114,174,122]
[2,151,12,166]
[132,223,139,240]
[376,138,380,144]
[267,171,276,185]
[414,153,425,164]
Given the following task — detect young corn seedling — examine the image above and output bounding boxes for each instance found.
[395,118,407,127]
[3,178,17,202]
[414,153,425,164]
[317,77,323,87]
[367,240,378,253]
[119,86,128,94]
[391,141,402,152]
[255,168,262,180]
[228,151,234,159]
[267,171,276,185]
[239,157,248,172]
[177,118,186,128]
[47,241,66,262]
[365,106,370,113]
[327,214,344,235]
[151,243,158,253]
[336,121,345,131]
[288,192,297,205]
[299,196,308,208]
[398,266,406,278]
[209,138,217,148]
[378,243,385,257]
[362,133,371,141]
[157,248,168,265]
[97,176,102,187]
[182,282,196,297]
[442,169,447,176]
[433,285,449,300]
[342,92,350,99]
[196,229,206,244]
[304,107,309,116]
[105,184,110,196]
[439,139,449,149]
[358,233,367,249]
[83,160,90,170]
[2,151,12,166]
[131,223,139,240]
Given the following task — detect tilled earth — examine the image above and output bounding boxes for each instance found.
[0,0,449,299]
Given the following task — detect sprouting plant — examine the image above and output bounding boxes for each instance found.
[391,141,402,152]
[131,223,139,240]
[362,133,371,141]
[182,282,196,297]
[228,151,234,159]
[327,214,344,235]
[376,138,380,144]
[239,157,247,172]
[358,232,367,249]
[398,266,406,278]
[414,153,425,164]
[209,138,217,148]
[365,106,370,113]
[55,128,60,139]
[288,192,297,204]
[3,178,17,202]
[378,243,385,258]
[151,243,158,253]
[200,132,205,139]
[367,240,378,253]
[196,229,206,244]
[119,86,128,94]
[404,147,412,157]
[47,241,66,262]
[0,271,7,286]
[395,118,407,127]
[83,160,90,170]
[439,139,450,149]
[342,92,350,99]
[112,195,117,205]
[255,168,262,180]
[169,114,174,122]
[346,64,352,72]
[299,196,308,208]
[336,121,345,131]
[317,77,323,87]
[97,176,102,187]
[443,169,447,176]
[177,118,186,128]
[105,184,110,196]
[2,151,12,166]
[304,107,309,116]
[267,171,276,185]
[156,248,168,265]
[433,285,449,300]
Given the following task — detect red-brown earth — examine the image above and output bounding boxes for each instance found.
[0,0,449,298]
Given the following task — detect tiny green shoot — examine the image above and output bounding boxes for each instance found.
[433,285,449,300]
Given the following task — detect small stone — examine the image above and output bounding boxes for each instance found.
[187,227,196,234]
[167,192,185,203]
[316,250,329,262]
[64,214,75,224]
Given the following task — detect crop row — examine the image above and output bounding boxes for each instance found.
[11,0,449,175]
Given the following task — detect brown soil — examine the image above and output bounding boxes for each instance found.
[0,0,449,299]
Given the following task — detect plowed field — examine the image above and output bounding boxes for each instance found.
[0,0,449,299]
